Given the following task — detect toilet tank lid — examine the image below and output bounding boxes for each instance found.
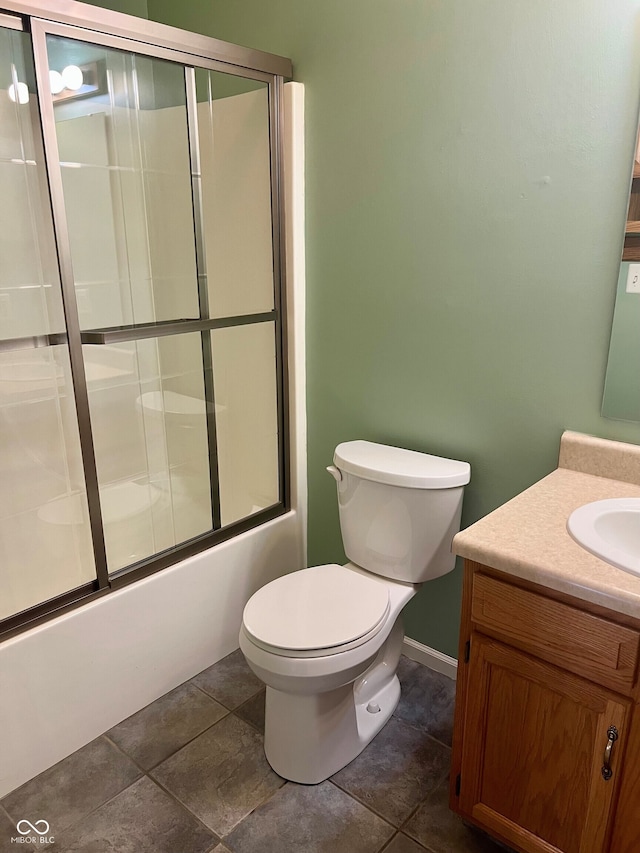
[334,441,471,489]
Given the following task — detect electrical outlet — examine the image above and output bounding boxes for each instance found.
[626,264,640,293]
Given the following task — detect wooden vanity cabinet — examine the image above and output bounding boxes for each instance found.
[450,561,640,853]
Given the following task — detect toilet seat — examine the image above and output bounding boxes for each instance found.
[242,564,390,658]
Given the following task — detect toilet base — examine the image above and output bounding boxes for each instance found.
[262,619,405,784]
[264,674,400,784]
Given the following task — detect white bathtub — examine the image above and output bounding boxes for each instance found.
[0,510,304,797]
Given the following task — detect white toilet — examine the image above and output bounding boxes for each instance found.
[240,440,470,784]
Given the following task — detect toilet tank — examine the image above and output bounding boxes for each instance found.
[332,441,471,584]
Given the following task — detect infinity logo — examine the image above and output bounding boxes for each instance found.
[16,820,50,836]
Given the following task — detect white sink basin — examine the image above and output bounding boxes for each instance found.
[567,499,640,578]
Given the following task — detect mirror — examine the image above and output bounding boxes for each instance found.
[602,120,640,420]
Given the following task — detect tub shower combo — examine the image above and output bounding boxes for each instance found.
[0,2,292,633]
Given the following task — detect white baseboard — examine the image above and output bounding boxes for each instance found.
[402,637,458,680]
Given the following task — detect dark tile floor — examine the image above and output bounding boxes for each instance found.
[0,652,506,853]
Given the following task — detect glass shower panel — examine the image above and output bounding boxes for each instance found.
[84,332,212,574]
[211,322,279,526]
[0,27,64,339]
[0,347,96,619]
[194,70,275,319]
[45,36,200,329]
[0,25,97,620]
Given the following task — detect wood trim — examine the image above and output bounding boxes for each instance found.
[582,699,628,853]
[475,563,640,632]
[471,805,563,853]
[449,560,475,810]
[460,635,630,853]
[458,633,491,816]
[452,560,639,852]
[609,702,640,853]
[471,573,640,694]
[622,234,640,261]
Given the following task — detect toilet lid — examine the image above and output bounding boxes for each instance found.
[242,564,390,653]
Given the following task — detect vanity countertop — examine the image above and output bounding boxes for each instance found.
[452,431,640,619]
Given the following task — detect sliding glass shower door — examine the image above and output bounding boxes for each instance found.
[0,20,97,619]
[0,8,288,633]
[40,34,217,575]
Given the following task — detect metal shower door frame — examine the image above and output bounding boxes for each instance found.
[0,0,292,640]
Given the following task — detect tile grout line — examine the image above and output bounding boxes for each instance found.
[37,766,150,849]
[78,677,235,776]
[377,830,429,853]
[0,802,16,831]
[106,774,221,850]
[173,679,237,714]
[218,776,289,844]
[375,829,410,853]
[3,729,222,849]
[141,772,225,846]
[140,712,286,840]
[233,692,266,733]
[394,767,452,852]
[326,778,400,830]
[102,732,158,776]
[3,659,453,852]
[419,833,451,853]
[0,736,145,833]
[327,730,451,830]
[187,677,242,709]
[108,708,280,842]
[397,798,423,834]
[391,708,455,752]
[377,834,399,853]
[101,734,225,843]
[218,778,396,853]
[397,763,451,829]
[188,669,264,711]
[141,708,262,773]
[391,696,455,749]
[52,727,236,849]
[145,762,246,842]
[105,708,235,773]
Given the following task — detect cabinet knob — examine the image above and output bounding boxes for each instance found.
[601,725,619,781]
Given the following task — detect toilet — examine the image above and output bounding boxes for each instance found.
[240,440,470,784]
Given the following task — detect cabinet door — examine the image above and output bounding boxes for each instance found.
[460,634,630,853]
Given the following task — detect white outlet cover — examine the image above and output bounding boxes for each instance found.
[626,264,640,293]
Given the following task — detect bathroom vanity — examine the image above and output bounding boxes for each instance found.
[450,432,640,853]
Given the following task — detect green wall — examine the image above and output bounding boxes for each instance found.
[141,0,640,656]
[89,0,147,17]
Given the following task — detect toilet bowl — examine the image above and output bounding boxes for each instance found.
[240,440,470,784]
[241,562,417,782]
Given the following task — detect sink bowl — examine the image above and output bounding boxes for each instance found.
[567,498,640,578]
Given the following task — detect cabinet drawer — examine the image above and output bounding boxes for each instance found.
[471,573,640,693]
